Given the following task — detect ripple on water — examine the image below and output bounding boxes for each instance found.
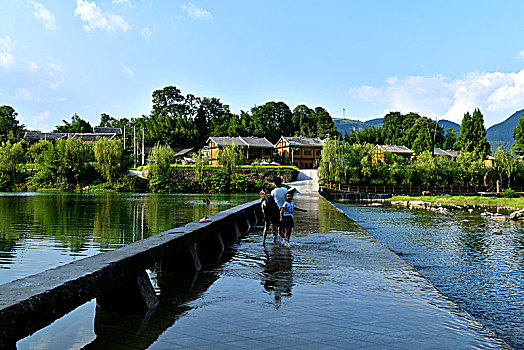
[335,202,524,349]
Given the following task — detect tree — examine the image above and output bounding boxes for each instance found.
[0,141,26,189]
[54,114,93,133]
[148,144,175,181]
[443,128,457,150]
[470,108,490,157]
[313,107,340,139]
[94,138,125,184]
[458,111,473,153]
[219,143,246,175]
[512,114,524,155]
[0,105,25,143]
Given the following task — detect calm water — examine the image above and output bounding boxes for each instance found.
[334,202,524,349]
[16,195,507,349]
[0,192,258,286]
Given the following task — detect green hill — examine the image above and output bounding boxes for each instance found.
[333,117,459,137]
[486,109,524,152]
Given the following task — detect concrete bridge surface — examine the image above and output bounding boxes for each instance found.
[288,169,319,193]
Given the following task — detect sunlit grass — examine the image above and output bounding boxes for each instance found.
[391,195,524,209]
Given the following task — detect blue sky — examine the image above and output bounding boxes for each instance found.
[1,1,524,131]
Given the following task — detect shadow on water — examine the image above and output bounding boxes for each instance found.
[261,245,294,309]
[83,248,238,349]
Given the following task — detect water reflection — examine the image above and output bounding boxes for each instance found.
[261,245,294,308]
[0,193,258,285]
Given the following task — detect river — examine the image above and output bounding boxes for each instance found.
[334,201,524,349]
[0,192,258,286]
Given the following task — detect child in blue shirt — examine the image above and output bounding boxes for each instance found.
[280,193,307,242]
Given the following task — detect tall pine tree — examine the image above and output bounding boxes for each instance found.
[471,108,491,157]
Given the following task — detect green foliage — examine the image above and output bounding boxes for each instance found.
[148,144,174,179]
[502,188,518,198]
[0,105,25,143]
[0,141,26,189]
[219,143,246,175]
[459,109,490,156]
[94,138,126,184]
[192,149,207,182]
[54,114,93,133]
[27,138,93,189]
[493,147,518,188]
[512,114,524,155]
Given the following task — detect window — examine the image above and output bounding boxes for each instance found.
[293,148,300,155]
[304,149,312,156]
[316,149,321,156]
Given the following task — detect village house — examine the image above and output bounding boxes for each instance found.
[371,145,414,165]
[274,136,323,169]
[206,136,274,166]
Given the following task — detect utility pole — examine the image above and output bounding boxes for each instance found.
[133,125,136,168]
[123,125,126,150]
[343,108,345,119]
[142,128,145,165]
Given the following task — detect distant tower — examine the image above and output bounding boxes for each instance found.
[343,108,345,119]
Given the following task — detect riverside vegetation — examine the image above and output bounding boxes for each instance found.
[0,137,297,193]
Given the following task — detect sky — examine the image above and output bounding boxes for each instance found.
[1,1,524,131]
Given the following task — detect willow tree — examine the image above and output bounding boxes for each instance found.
[219,143,246,175]
[94,138,125,184]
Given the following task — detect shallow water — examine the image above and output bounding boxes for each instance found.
[334,202,524,349]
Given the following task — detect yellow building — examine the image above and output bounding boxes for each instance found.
[371,145,414,165]
[274,136,323,169]
[206,136,274,165]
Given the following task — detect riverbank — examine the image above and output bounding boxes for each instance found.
[391,194,524,209]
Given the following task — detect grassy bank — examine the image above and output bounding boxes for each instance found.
[390,195,524,209]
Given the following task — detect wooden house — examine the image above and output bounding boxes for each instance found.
[206,136,274,166]
[371,145,414,165]
[274,136,323,169]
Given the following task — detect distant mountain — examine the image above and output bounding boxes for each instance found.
[438,120,460,134]
[333,117,460,137]
[332,118,382,135]
[486,109,524,152]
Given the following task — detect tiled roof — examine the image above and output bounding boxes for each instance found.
[94,126,122,135]
[208,136,273,148]
[174,148,194,157]
[239,136,273,148]
[280,136,324,147]
[376,145,414,154]
[433,148,460,157]
[24,132,117,142]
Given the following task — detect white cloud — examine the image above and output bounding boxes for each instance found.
[55,97,68,102]
[74,0,131,33]
[518,50,524,60]
[28,61,38,71]
[0,52,16,68]
[31,1,57,30]
[16,88,40,101]
[120,65,134,76]
[32,110,51,125]
[0,36,15,52]
[141,26,153,40]
[182,2,212,20]
[112,0,130,4]
[349,69,524,125]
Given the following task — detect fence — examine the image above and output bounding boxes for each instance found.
[320,183,517,195]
